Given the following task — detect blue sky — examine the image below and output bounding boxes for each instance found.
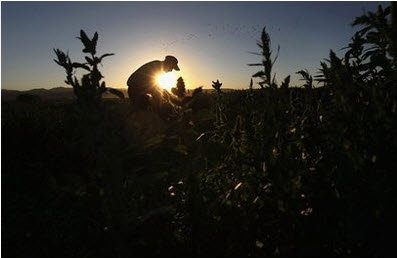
[1,1,387,90]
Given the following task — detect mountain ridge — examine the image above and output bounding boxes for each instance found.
[1,87,236,101]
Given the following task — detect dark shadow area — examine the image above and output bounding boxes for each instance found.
[2,3,396,258]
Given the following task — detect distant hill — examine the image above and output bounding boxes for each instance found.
[1,87,129,101]
[1,87,236,101]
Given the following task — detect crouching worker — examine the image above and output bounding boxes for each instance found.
[127,55,180,110]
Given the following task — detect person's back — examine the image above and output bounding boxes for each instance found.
[127,56,180,109]
[127,60,162,96]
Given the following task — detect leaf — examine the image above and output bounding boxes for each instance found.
[296,70,308,79]
[77,30,98,54]
[252,71,265,77]
[281,75,290,88]
[85,56,94,65]
[99,53,115,62]
[92,32,98,48]
[196,133,206,141]
[352,15,371,26]
[72,62,90,71]
[247,51,262,56]
[234,182,242,190]
[77,30,91,48]
[272,44,280,66]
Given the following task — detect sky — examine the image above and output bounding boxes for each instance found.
[1,1,387,91]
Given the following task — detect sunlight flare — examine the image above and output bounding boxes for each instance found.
[156,72,177,90]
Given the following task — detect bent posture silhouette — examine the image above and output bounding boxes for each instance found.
[127,56,180,108]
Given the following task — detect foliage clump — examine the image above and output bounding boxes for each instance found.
[249,27,280,89]
[211,79,222,94]
[248,27,292,89]
[296,70,313,89]
[171,76,186,98]
[53,30,123,105]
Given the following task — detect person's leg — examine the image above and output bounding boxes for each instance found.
[128,84,146,109]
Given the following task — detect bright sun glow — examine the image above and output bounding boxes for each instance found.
[156,72,177,90]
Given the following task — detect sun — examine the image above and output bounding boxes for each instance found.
[156,72,177,90]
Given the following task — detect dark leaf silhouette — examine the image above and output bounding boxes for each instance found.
[77,30,97,54]
[212,80,223,94]
[249,26,279,89]
[54,29,114,104]
[247,63,262,66]
[296,70,313,89]
[192,86,202,96]
[98,53,115,62]
[280,75,290,89]
[85,56,94,65]
[72,62,90,71]
[252,71,265,77]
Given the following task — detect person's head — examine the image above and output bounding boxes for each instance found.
[163,56,180,72]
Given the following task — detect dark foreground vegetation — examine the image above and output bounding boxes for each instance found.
[2,3,396,258]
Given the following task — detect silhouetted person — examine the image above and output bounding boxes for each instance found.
[127,56,180,109]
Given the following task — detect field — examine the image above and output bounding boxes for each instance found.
[2,3,396,258]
